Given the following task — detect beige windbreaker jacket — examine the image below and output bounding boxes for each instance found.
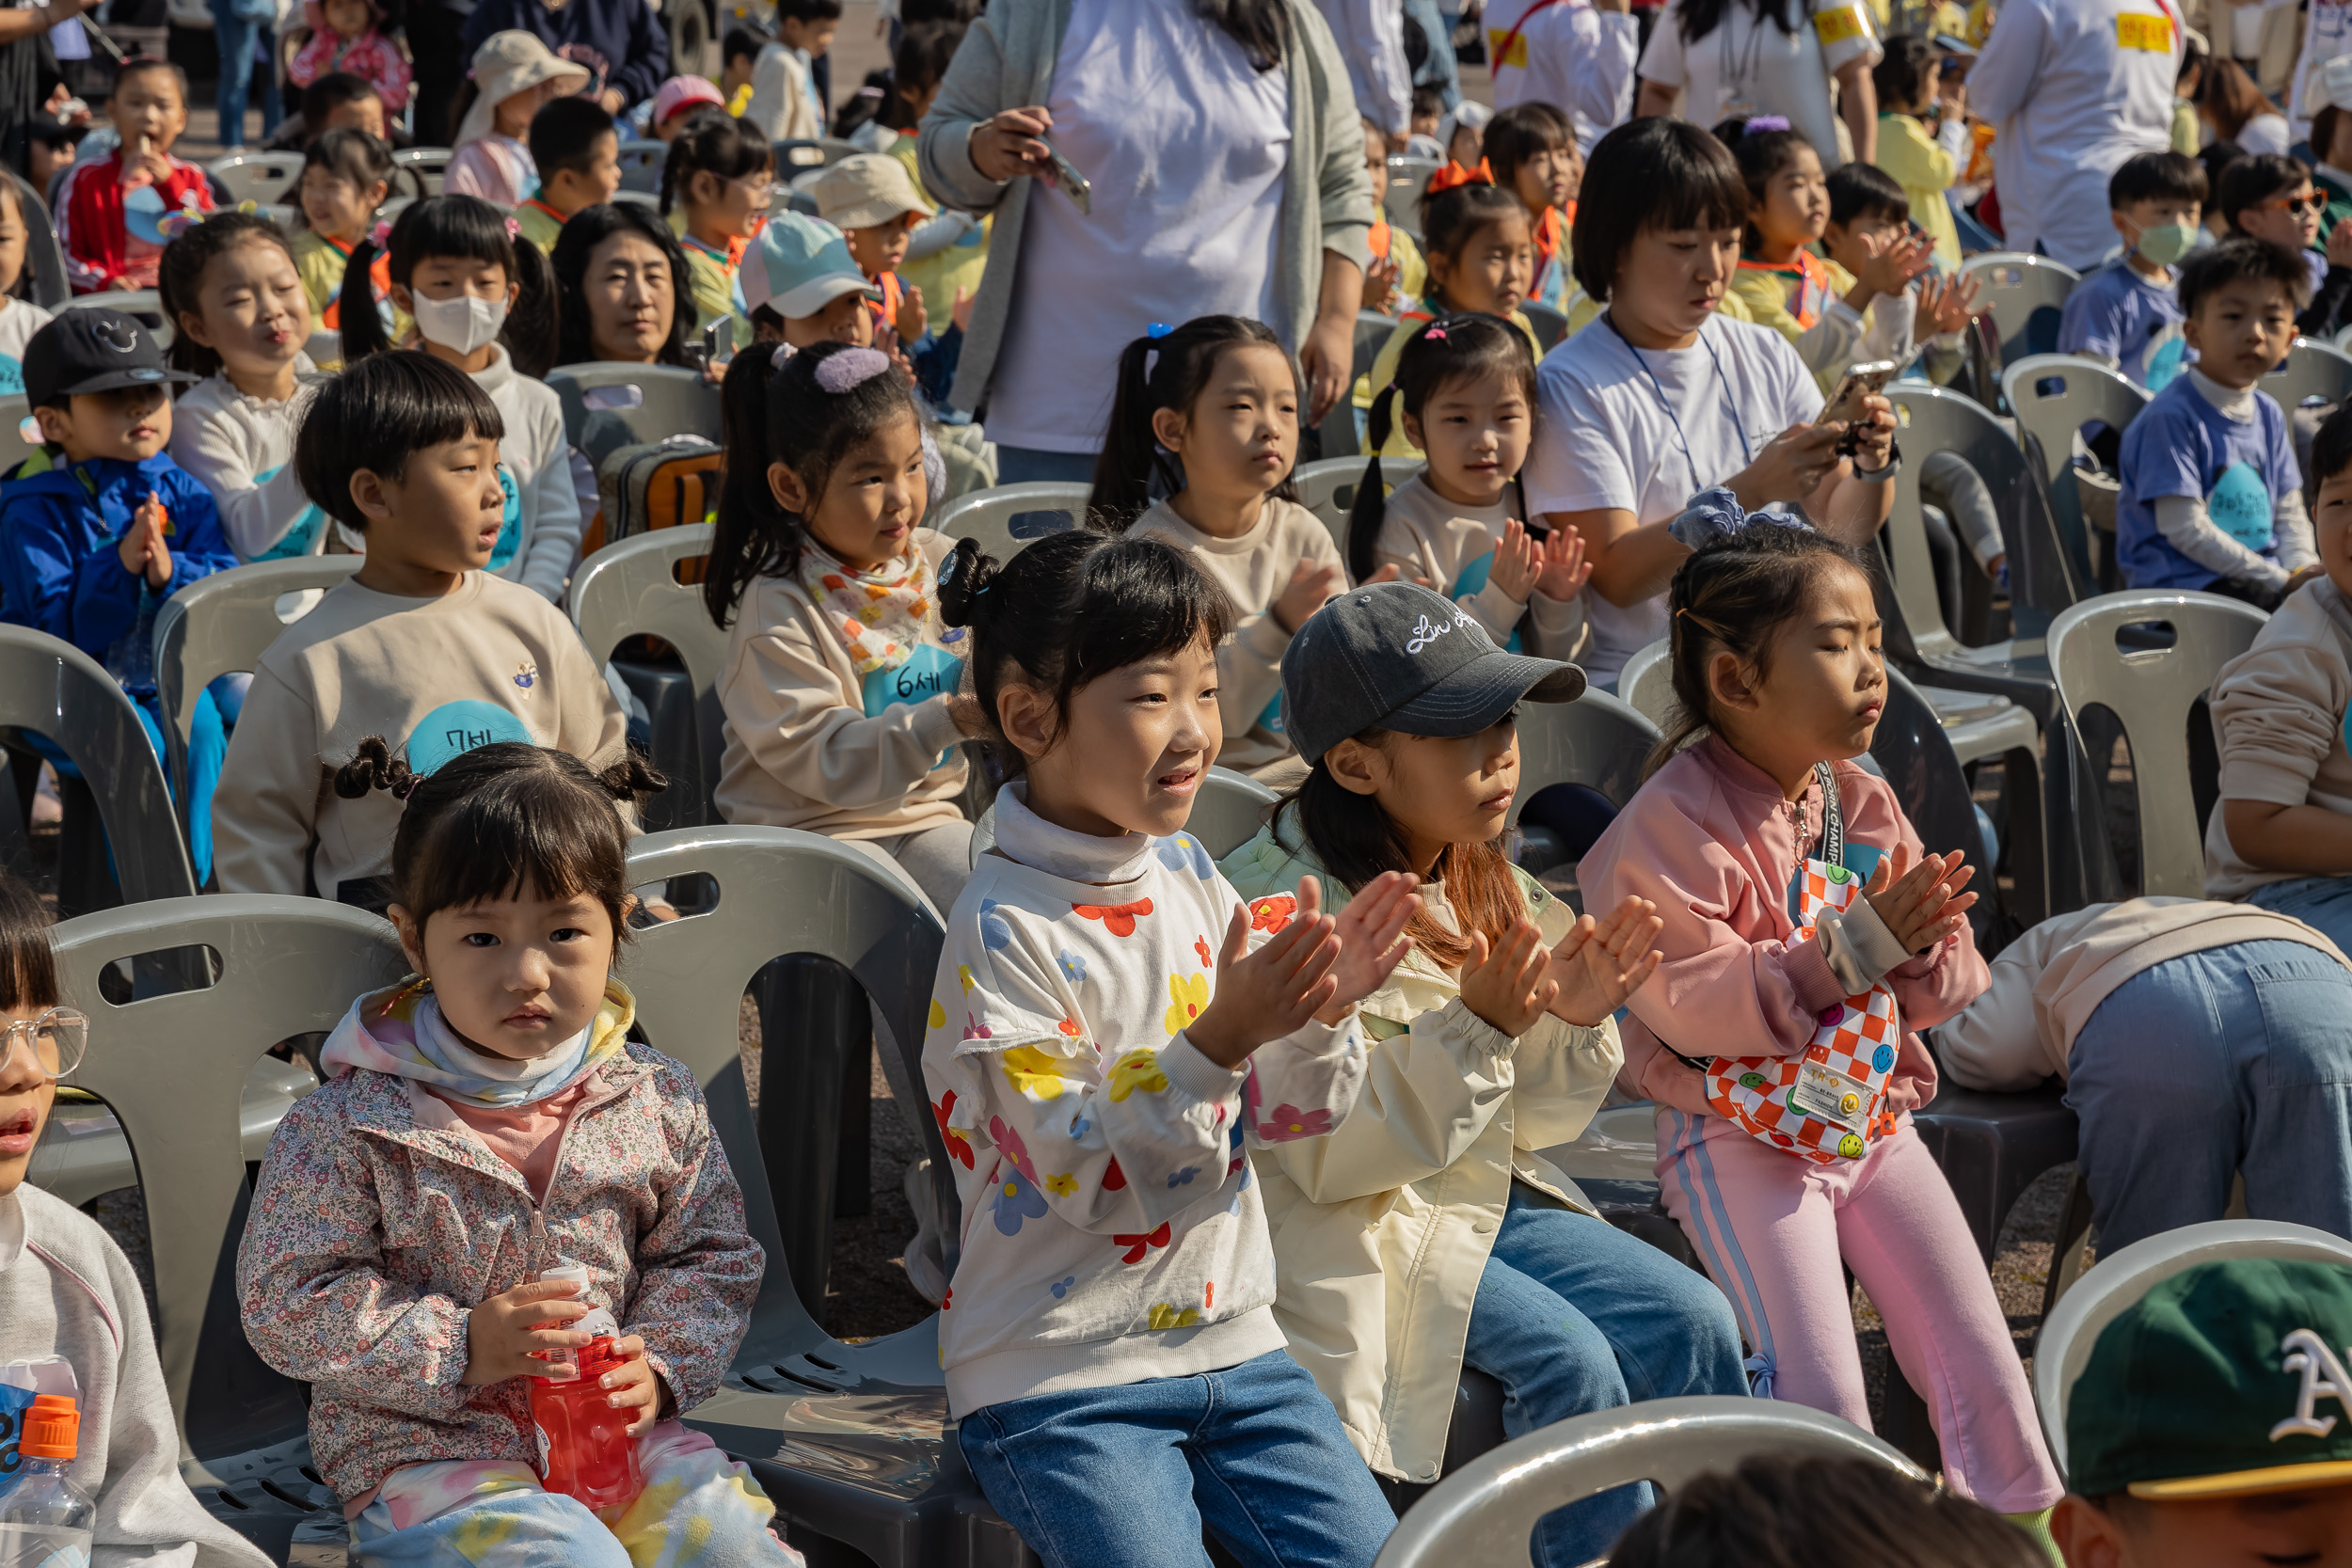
[1220,817,1623,1481]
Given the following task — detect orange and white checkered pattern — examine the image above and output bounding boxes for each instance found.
[1705,859,1903,1164]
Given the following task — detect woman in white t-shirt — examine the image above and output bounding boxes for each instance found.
[1524,117,1896,687]
[915,0,1375,485]
[1635,0,1883,167]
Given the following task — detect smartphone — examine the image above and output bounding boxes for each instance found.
[1040,146,1092,216]
[1821,359,1898,455]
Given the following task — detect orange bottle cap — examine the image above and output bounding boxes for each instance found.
[21,1393,78,1460]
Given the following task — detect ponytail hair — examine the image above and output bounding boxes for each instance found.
[1344,312,1537,582]
[160,209,298,381]
[704,340,927,629]
[337,193,560,376]
[937,530,1233,779]
[1088,314,1298,530]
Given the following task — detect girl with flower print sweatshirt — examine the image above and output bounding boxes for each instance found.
[926,529,1421,1568]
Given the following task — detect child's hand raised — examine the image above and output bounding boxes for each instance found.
[1547,895,1663,1026]
[1460,916,1556,1037]
[593,1335,662,1435]
[1860,844,1978,955]
[461,1278,595,1386]
[1531,524,1590,601]
[1486,517,1542,602]
[1273,558,1343,633]
[1313,869,1421,1022]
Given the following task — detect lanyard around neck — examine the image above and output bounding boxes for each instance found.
[1602,309,1754,498]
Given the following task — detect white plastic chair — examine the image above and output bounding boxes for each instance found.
[2265,335,2352,410]
[930,482,1090,563]
[1374,1398,1926,1568]
[2035,1221,2352,1480]
[58,288,174,348]
[570,524,727,829]
[206,150,303,204]
[969,767,1278,868]
[1956,252,2081,372]
[2044,589,2268,897]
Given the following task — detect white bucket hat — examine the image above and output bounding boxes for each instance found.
[456,30,592,147]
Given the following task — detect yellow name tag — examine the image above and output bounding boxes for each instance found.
[1488,25,1529,69]
[1814,5,1865,45]
[2117,12,2172,51]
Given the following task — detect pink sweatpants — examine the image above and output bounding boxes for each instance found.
[1655,1109,2062,1513]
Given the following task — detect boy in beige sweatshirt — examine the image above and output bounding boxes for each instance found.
[211,354,629,907]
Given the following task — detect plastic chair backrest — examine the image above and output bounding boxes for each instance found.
[1618,638,1675,732]
[570,524,726,825]
[622,826,946,1379]
[546,362,724,457]
[51,895,407,1456]
[1521,301,1567,354]
[931,482,1090,562]
[206,150,304,204]
[2036,1220,2352,1479]
[0,393,47,469]
[2264,336,2352,410]
[614,138,669,194]
[2000,353,2150,551]
[1505,689,1659,824]
[10,170,66,307]
[0,625,193,900]
[2045,589,2267,896]
[1374,1397,1925,1568]
[151,556,358,806]
[389,146,448,196]
[1385,156,1439,239]
[1956,252,2081,370]
[59,289,173,348]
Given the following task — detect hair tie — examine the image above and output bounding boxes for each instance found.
[1146,322,1174,339]
[1667,486,1814,550]
[1743,115,1791,134]
[813,345,892,392]
[1425,158,1494,195]
[504,215,520,239]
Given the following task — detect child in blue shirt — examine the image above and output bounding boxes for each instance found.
[2058,150,2204,391]
[0,308,236,881]
[2117,239,2318,611]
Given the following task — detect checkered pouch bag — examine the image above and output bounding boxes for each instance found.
[1703,764,1903,1164]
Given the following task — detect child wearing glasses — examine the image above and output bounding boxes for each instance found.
[2219,152,2352,341]
[0,872,273,1568]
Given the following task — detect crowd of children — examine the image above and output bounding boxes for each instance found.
[17,2,2352,1566]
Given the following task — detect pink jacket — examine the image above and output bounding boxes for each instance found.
[1578,736,1988,1119]
[235,985,762,1502]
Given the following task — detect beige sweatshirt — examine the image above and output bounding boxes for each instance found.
[213,572,629,900]
[1933,897,2348,1091]
[1374,472,1587,661]
[2205,578,2352,898]
[712,528,970,840]
[1128,496,1342,776]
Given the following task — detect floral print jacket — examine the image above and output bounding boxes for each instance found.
[235,980,764,1502]
[924,801,1367,1418]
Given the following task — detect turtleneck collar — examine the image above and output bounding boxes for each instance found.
[993,782,1155,885]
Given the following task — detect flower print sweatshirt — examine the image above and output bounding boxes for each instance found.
[923,784,1369,1417]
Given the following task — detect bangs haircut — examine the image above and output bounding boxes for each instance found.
[385,743,637,940]
[294,350,504,531]
[1574,118,1747,304]
[0,872,57,1013]
[2179,235,2312,315]
[937,531,1235,780]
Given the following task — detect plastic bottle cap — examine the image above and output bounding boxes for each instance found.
[21,1393,78,1460]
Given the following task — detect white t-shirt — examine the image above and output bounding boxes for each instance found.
[1523,312,1823,683]
[1968,0,2180,271]
[1488,0,1641,154]
[986,0,1290,454]
[1637,0,1882,168]
[2292,0,2352,140]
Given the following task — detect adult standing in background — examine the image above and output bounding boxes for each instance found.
[1318,0,1411,143]
[1486,0,1638,154]
[1634,0,1883,167]
[919,0,1374,485]
[1968,0,2180,272]
[460,0,668,114]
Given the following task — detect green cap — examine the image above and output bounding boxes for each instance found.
[2070,1259,2352,1499]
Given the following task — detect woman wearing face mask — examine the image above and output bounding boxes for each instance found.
[336,194,576,603]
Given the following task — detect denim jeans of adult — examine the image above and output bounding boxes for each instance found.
[210,1,282,149]
[2067,939,2352,1253]
[1462,1186,1750,1568]
[957,1349,1397,1568]
[2249,874,2352,955]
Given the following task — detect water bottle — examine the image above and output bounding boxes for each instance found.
[526,1259,642,1513]
[0,1395,95,1568]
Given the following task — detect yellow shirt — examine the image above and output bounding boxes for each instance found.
[1875,111,1963,271]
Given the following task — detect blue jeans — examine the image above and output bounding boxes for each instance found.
[957,1349,1396,1568]
[2068,940,2352,1253]
[2249,875,2352,954]
[209,2,283,150]
[1464,1187,1749,1568]
[993,445,1099,486]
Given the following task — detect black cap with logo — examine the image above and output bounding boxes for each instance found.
[24,308,196,413]
[1279,581,1588,767]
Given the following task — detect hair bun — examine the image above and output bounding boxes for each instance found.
[936,535,999,629]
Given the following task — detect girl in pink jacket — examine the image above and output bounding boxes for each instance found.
[1579,521,2062,1525]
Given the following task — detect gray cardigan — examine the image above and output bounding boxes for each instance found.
[916,0,1376,416]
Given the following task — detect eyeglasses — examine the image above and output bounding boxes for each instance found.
[2262,193,2327,216]
[1,1008,88,1083]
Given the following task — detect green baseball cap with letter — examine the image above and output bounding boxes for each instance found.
[2070,1259,2352,1499]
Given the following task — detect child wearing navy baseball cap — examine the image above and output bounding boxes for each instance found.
[1221,579,1745,1566]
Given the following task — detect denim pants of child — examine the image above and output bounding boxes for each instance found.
[2067,938,2352,1253]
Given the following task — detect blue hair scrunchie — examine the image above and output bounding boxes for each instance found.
[1667,487,1816,550]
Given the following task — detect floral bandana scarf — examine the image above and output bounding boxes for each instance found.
[798,538,963,675]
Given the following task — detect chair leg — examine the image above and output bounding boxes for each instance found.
[754,954,866,1320]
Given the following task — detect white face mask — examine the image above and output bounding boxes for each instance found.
[410,291,509,355]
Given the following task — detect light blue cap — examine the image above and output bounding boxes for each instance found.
[741,212,882,321]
